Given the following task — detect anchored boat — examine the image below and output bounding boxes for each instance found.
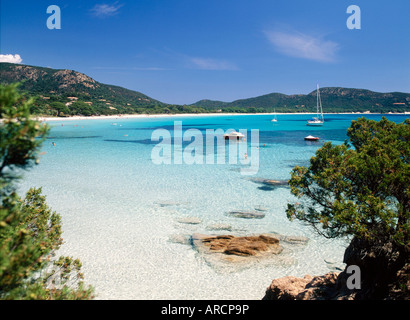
[307,83,324,126]
[224,131,245,140]
[304,135,320,141]
[271,109,278,122]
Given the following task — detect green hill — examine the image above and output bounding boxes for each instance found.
[190,99,229,109]
[1,62,409,116]
[0,62,172,116]
[193,88,410,113]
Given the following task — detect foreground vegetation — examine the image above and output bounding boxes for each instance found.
[0,84,93,299]
[287,116,409,299]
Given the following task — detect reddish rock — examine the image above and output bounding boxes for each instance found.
[263,273,340,300]
[200,234,282,257]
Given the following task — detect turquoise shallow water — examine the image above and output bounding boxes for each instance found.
[18,113,407,299]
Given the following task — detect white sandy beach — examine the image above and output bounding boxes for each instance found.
[34,111,409,122]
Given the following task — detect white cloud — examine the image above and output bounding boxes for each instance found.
[0,54,23,64]
[265,30,339,63]
[190,57,238,70]
[90,2,123,17]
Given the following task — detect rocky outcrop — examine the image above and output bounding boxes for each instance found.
[11,65,47,81]
[340,236,409,299]
[52,70,98,89]
[263,236,409,300]
[263,273,340,300]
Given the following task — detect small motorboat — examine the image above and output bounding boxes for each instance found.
[224,131,245,140]
[304,135,319,141]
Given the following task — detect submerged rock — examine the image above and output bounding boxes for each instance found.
[254,206,268,212]
[192,233,282,258]
[191,233,294,273]
[155,200,188,207]
[247,178,289,191]
[281,235,309,245]
[257,186,276,191]
[268,232,309,246]
[206,223,233,231]
[227,211,265,219]
[177,217,202,225]
[261,179,288,186]
[168,234,191,245]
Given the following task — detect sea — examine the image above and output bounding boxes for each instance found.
[17,113,408,300]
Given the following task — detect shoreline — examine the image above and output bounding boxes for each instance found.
[34,112,410,122]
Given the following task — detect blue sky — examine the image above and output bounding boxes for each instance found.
[1,0,409,104]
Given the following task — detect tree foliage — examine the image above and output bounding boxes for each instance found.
[0,83,93,299]
[0,83,49,193]
[286,117,409,249]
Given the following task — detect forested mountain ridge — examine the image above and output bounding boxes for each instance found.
[1,62,409,116]
[192,87,410,113]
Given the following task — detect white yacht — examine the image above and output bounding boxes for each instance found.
[307,83,324,126]
[271,109,278,122]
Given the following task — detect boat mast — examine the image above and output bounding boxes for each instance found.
[316,83,319,119]
[318,84,323,121]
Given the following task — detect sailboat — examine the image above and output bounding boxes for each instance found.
[271,109,278,122]
[307,83,324,126]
